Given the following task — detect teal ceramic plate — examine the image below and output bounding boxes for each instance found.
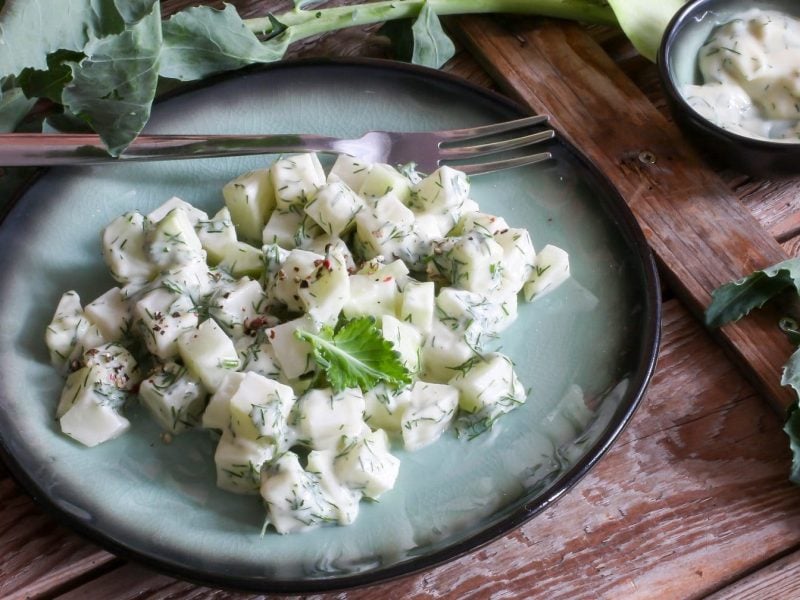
[0,60,660,592]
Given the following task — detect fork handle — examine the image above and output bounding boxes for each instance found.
[0,132,351,166]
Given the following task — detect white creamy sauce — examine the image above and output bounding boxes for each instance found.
[682,8,800,142]
[44,152,573,534]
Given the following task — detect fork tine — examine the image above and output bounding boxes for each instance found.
[451,152,553,176]
[440,129,555,160]
[436,115,548,142]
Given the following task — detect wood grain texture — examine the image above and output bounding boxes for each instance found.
[0,478,115,599]
[738,178,800,242]
[452,16,797,413]
[706,548,800,600]
[48,300,800,600]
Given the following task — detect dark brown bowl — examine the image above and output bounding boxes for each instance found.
[658,0,800,176]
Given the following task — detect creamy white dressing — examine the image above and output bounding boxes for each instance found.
[682,8,800,142]
[45,153,573,533]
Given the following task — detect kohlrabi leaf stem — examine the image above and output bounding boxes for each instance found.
[244,0,619,41]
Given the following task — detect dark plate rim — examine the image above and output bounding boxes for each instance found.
[0,57,661,594]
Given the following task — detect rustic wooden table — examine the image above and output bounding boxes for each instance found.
[4,1,800,598]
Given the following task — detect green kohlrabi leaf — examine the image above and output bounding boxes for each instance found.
[606,0,686,62]
[782,391,800,485]
[0,77,35,132]
[378,18,415,63]
[18,50,84,104]
[114,0,159,24]
[61,2,162,156]
[410,2,455,69]
[705,258,800,329]
[295,317,412,393]
[782,347,800,401]
[159,4,288,81]
[0,0,127,77]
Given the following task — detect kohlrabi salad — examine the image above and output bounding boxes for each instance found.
[44,153,569,534]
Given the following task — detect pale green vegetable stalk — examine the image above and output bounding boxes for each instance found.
[606,0,686,61]
[245,0,619,40]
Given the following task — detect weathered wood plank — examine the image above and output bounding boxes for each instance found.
[51,300,800,599]
[452,15,797,413]
[738,178,800,242]
[705,548,800,600]
[0,478,115,599]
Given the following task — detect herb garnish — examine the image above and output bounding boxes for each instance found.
[295,316,411,393]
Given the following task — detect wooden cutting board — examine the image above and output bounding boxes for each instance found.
[452,15,796,413]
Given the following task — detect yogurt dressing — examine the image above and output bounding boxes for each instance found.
[682,8,800,142]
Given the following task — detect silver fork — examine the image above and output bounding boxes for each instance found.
[0,115,555,175]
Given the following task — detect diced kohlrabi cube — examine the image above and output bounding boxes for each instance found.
[229,372,294,443]
[298,235,356,273]
[436,286,517,343]
[261,210,304,249]
[223,168,276,244]
[357,163,412,204]
[215,428,275,494]
[147,196,208,225]
[354,192,415,261]
[270,248,324,312]
[363,383,411,432]
[400,381,458,451]
[139,362,207,434]
[449,352,526,415]
[262,243,290,282]
[217,241,264,279]
[523,244,570,301]
[306,449,362,525]
[208,277,266,338]
[271,153,326,210]
[382,314,422,373]
[420,318,474,383]
[399,280,435,334]
[134,288,198,360]
[269,248,350,323]
[327,154,371,190]
[301,248,350,326]
[457,211,510,237]
[57,366,130,447]
[357,257,409,287]
[84,287,131,342]
[45,291,107,371]
[429,234,505,293]
[157,255,214,301]
[101,211,156,284]
[236,331,282,380]
[494,228,536,297]
[292,388,365,450]
[266,314,318,379]
[145,207,204,268]
[177,318,240,393]
[342,272,399,320]
[303,181,363,238]
[260,451,337,533]
[202,371,247,430]
[82,342,140,391]
[410,165,470,214]
[196,207,237,265]
[334,427,400,499]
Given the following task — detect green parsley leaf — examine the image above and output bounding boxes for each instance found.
[295,317,411,393]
